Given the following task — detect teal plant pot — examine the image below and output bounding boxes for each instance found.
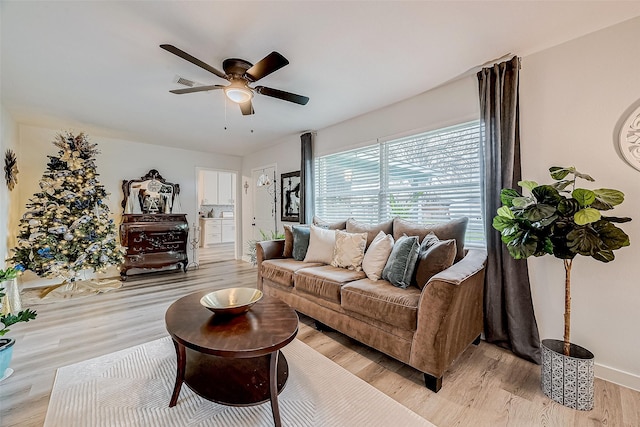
[0,338,15,378]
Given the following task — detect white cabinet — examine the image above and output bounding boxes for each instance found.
[202,171,219,205]
[221,219,235,243]
[218,173,235,205]
[201,218,235,245]
[200,218,222,246]
[202,171,235,205]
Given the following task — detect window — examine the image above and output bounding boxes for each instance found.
[314,121,485,247]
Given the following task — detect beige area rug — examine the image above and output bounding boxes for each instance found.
[21,278,122,305]
[45,337,435,427]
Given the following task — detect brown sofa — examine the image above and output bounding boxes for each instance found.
[256,217,487,392]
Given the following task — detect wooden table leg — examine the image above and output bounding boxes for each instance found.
[269,350,282,427]
[169,340,186,407]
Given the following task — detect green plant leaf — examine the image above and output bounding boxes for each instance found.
[531,214,557,229]
[500,189,521,207]
[506,233,539,259]
[574,208,601,225]
[549,166,572,180]
[601,216,632,223]
[592,250,615,263]
[567,227,602,256]
[532,185,563,205]
[593,188,624,208]
[573,170,595,182]
[496,206,515,219]
[511,197,533,208]
[523,203,556,222]
[552,180,573,192]
[557,198,581,216]
[572,188,596,206]
[518,180,538,192]
[493,215,514,232]
[593,221,630,250]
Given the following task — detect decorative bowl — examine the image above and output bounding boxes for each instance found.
[200,288,263,315]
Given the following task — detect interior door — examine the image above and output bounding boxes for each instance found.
[252,166,278,240]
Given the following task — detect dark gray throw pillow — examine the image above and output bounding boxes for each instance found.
[382,235,419,289]
[292,225,311,261]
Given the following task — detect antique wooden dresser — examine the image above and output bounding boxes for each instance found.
[120,170,188,280]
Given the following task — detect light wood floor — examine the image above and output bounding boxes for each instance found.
[1,259,638,426]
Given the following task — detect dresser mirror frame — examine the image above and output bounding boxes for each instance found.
[121,169,180,214]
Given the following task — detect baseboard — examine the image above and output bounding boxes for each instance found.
[596,363,640,392]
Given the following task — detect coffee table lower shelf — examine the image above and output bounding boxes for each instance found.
[176,346,289,406]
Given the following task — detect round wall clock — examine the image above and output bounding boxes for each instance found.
[618,104,640,172]
[4,149,18,191]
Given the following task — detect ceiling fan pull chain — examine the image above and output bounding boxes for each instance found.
[224,95,228,130]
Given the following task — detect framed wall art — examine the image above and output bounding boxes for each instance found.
[281,171,301,222]
[618,103,640,172]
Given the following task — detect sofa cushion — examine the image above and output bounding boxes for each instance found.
[304,225,336,264]
[382,235,419,289]
[283,224,294,258]
[295,265,366,303]
[331,230,367,271]
[292,225,311,261]
[413,233,457,289]
[261,259,324,288]
[393,217,468,261]
[341,279,422,331]
[362,231,394,281]
[346,218,393,249]
[313,215,347,230]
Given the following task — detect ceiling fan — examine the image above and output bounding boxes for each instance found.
[160,44,309,115]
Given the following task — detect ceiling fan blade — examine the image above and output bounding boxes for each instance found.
[169,85,225,94]
[246,52,289,82]
[239,100,255,115]
[160,44,227,80]
[255,86,309,105]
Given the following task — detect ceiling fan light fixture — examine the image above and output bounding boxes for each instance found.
[225,86,253,104]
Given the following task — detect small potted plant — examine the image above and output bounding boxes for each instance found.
[0,264,37,380]
[493,166,631,410]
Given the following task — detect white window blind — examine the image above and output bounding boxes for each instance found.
[314,121,485,247]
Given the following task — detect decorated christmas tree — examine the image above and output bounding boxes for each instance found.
[11,132,124,283]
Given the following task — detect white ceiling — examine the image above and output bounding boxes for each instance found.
[3,1,640,157]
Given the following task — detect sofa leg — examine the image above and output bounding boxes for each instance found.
[472,335,481,346]
[424,373,442,393]
[314,320,335,332]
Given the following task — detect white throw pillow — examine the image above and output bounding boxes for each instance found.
[303,225,336,264]
[362,230,394,280]
[331,230,367,271]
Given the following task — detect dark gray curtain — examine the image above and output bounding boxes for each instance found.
[300,132,314,224]
[478,56,541,364]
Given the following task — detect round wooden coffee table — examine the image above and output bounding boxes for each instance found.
[165,290,298,427]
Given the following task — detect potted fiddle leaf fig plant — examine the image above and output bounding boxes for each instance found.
[493,166,631,411]
[0,264,37,380]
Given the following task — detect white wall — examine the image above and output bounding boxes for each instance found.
[241,18,640,390]
[14,124,243,280]
[520,16,640,389]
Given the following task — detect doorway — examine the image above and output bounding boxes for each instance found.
[195,167,238,264]
[251,164,278,240]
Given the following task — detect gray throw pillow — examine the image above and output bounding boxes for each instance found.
[382,235,419,289]
[292,225,311,261]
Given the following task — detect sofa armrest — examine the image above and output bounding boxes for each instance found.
[409,248,487,377]
[256,239,285,290]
